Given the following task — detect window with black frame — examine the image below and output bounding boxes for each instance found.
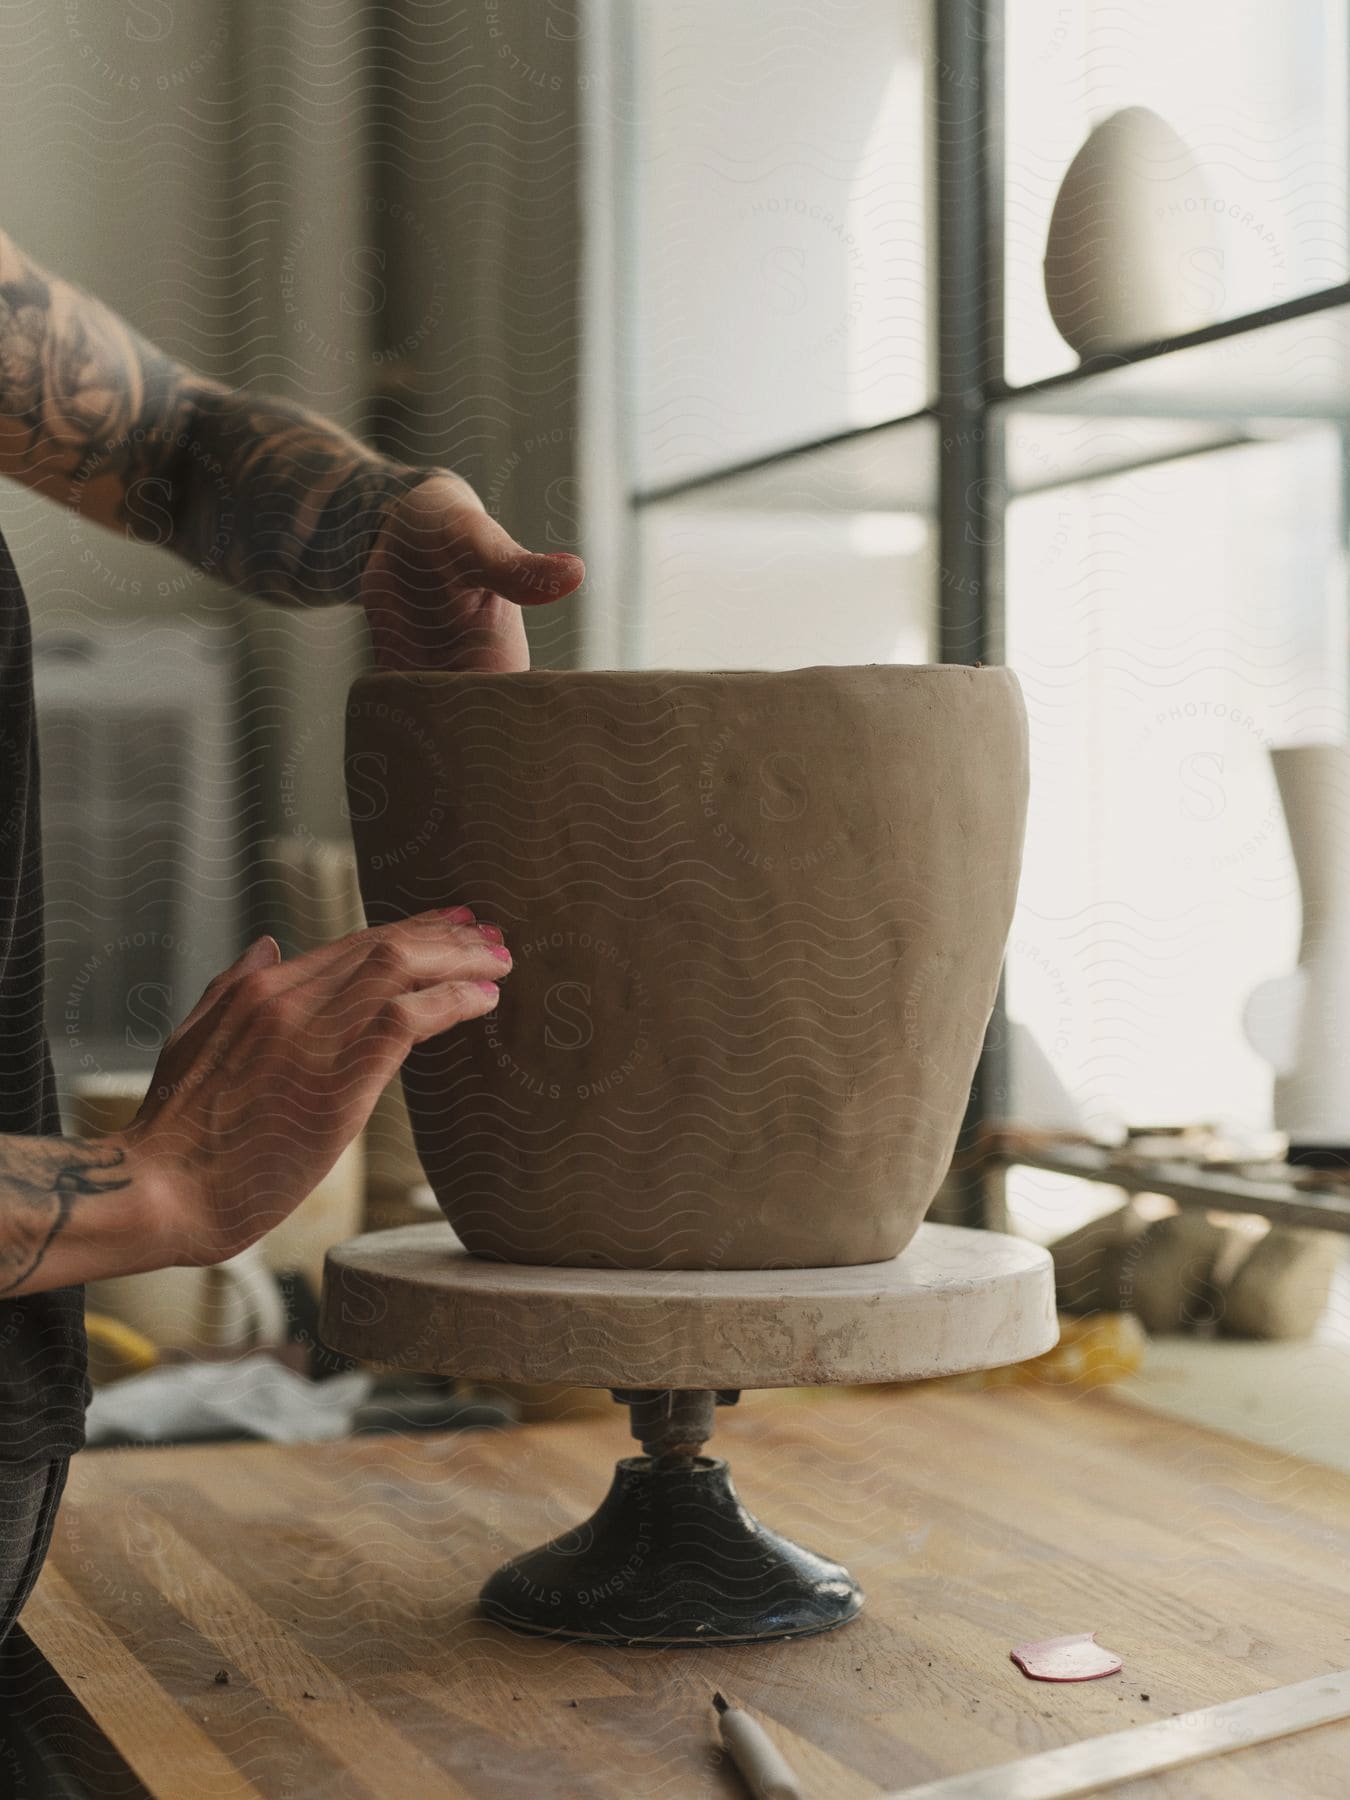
[604,0,938,672]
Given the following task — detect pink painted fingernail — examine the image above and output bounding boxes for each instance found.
[439,906,475,922]
[476,981,500,1001]
[476,923,504,943]
[489,946,512,963]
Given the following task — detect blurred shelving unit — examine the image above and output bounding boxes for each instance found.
[996,289,1350,1204]
[588,0,1350,1235]
[989,2,1350,1251]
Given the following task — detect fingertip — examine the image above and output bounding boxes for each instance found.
[502,551,586,606]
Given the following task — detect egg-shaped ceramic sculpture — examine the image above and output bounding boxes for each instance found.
[346,664,1028,1269]
[1044,106,1220,358]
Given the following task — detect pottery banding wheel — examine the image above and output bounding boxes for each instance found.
[321,1222,1056,1646]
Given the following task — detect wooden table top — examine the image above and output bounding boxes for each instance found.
[22,1387,1350,1798]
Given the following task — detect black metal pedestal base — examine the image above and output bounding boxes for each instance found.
[479,1389,863,1646]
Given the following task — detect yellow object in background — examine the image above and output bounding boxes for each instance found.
[941,1312,1148,1393]
[84,1312,159,1386]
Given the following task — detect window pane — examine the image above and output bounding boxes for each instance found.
[634,419,936,669]
[1005,0,1349,385]
[1005,429,1346,1134]
[629,0,931,489]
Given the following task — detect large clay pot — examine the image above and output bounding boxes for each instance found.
[346,665,1028,1269]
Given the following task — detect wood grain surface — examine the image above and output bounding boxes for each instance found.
[21,1388,1350,1798]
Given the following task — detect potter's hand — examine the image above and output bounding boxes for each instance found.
[359,472,586,673]
[118,908,511,1269]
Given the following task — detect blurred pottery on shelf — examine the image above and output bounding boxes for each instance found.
[1245,746,1350,1152]
[1219,1228,1343,1341]
[1049,1201,1338,1342]
[1043,106,1220,359]
[83,1252,286,1360]
[256,1138,364,1292]
[69,1071,286,1357]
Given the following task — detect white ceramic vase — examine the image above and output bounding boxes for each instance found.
[1244,746,1350,1148]
[1043,106,1220,359]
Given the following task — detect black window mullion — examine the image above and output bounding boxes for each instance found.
[936,0,1006,1221]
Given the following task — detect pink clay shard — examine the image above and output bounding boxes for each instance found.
[1010,1632,1123,1682]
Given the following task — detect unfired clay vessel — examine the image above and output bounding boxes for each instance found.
[346,665,1028,1269]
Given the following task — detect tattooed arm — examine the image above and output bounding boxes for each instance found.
[0,1138,148,1298]
[0,226,583,668]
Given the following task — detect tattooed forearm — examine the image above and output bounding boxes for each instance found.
[0,226,431,606]
[0,1139,132,1296]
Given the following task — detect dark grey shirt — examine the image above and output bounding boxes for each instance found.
[0,522,89,1461]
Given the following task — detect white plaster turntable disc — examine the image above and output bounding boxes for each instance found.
[320,1222,1056,1390]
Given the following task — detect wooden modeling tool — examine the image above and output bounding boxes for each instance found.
[887,1668,1350,1799]
[713,1693,803,1800]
